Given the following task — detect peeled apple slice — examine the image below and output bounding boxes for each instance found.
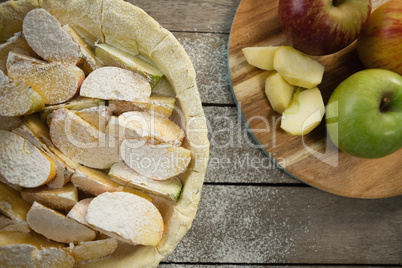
[265,71,297,114]
[281,87,325,136]
[274,46,324,89]
[242,46,279,70]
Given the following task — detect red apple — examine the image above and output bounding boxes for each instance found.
[278,0,371,56]
[356,0,402,75]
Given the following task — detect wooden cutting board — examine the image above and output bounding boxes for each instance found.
[228,0,402,198]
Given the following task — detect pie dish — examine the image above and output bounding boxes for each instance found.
[0,0,209,266]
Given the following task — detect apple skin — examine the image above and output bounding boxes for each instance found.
[278,0,371,56]
[326,69,402,159]
[356,0,402,75]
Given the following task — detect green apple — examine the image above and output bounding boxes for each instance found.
[356,0,402,75]
[326,69,402,158]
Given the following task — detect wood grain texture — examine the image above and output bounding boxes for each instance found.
[228,0,402,199]
[165,185,402,265]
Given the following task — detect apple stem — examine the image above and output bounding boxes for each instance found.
[380,96,391,113]
[332,0,344,7]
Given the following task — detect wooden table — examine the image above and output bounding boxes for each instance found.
[131,1,402,266]
[1,0,400,266]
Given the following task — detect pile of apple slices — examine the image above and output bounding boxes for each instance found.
[0,8,189,266]
[242,46,326,135]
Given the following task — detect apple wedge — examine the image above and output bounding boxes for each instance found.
[40,96,105,124]
[0,31,38,73]
[20,183,78,213]
[80,66,151,101]
[0,70,44,117]
[69,238,118,264]
[62,24,103,75]
[7,52,85,105]
[0,130,56,188]
[281,87,325,135]
[11,123,74,189]
[0,244,74,268]
[67,198,93,226]
[85,192,164,246]
[95,43,163,88]
[74,105,113,132]
[274,46,325,89]
[27,201,96,244]
[109,161,183,201]
[71,165,153,202]
[118,111,185,146]
[0,116,22,131]
[0,182,31,228]
[121,139,192,180]
[109,94,176,117]
[242,46,279,70]
[265,71,297,114]
[49,108,120,169]
[22,8,81,65]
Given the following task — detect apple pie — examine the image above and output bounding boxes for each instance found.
[0,0,209,267]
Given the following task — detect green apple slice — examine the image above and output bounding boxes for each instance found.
[281,87,325,135]
[109,94,176,117]
[274,46,325,88]
[109,161,182,201]
[40,96,106,123]
[95,43,163,88]
[265,71,297,114]
[242,46,279,70]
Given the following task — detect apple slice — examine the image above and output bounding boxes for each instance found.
[79,66,151,101]
[0,244,74,268]
[281,87,325,135]
[20,183,78,213]
[109,161,183,201]
[85,192,164,246]
[265,71,297,114]
[121,139,192,180]
[0,216,30,233]
[109,94,176,117]
[40,96,106,124]
[74,105,113,132]
[69,238,118,264]
[274,46,325,88]
[242,46,279,70]
[62,24,103,75]
[66,198,93,226]
[118,111,185,146]
[95,43,163,88]
[11,123,74,189]
[22,8,81,65]
[0,70,44,117]
[0,116,22,131]
[7,52,85,105]
[0,31,38,73]
[49,108,120,169]
[24,114,79,172]
[27,201,96,244]
[0,182,31,228]
[71,165,153,202]
[0,130,56,188]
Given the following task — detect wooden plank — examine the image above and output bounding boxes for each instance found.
[174,32,234,105]
[204,106,296,184]
[165,185,402,265]
[128,0,241,33]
